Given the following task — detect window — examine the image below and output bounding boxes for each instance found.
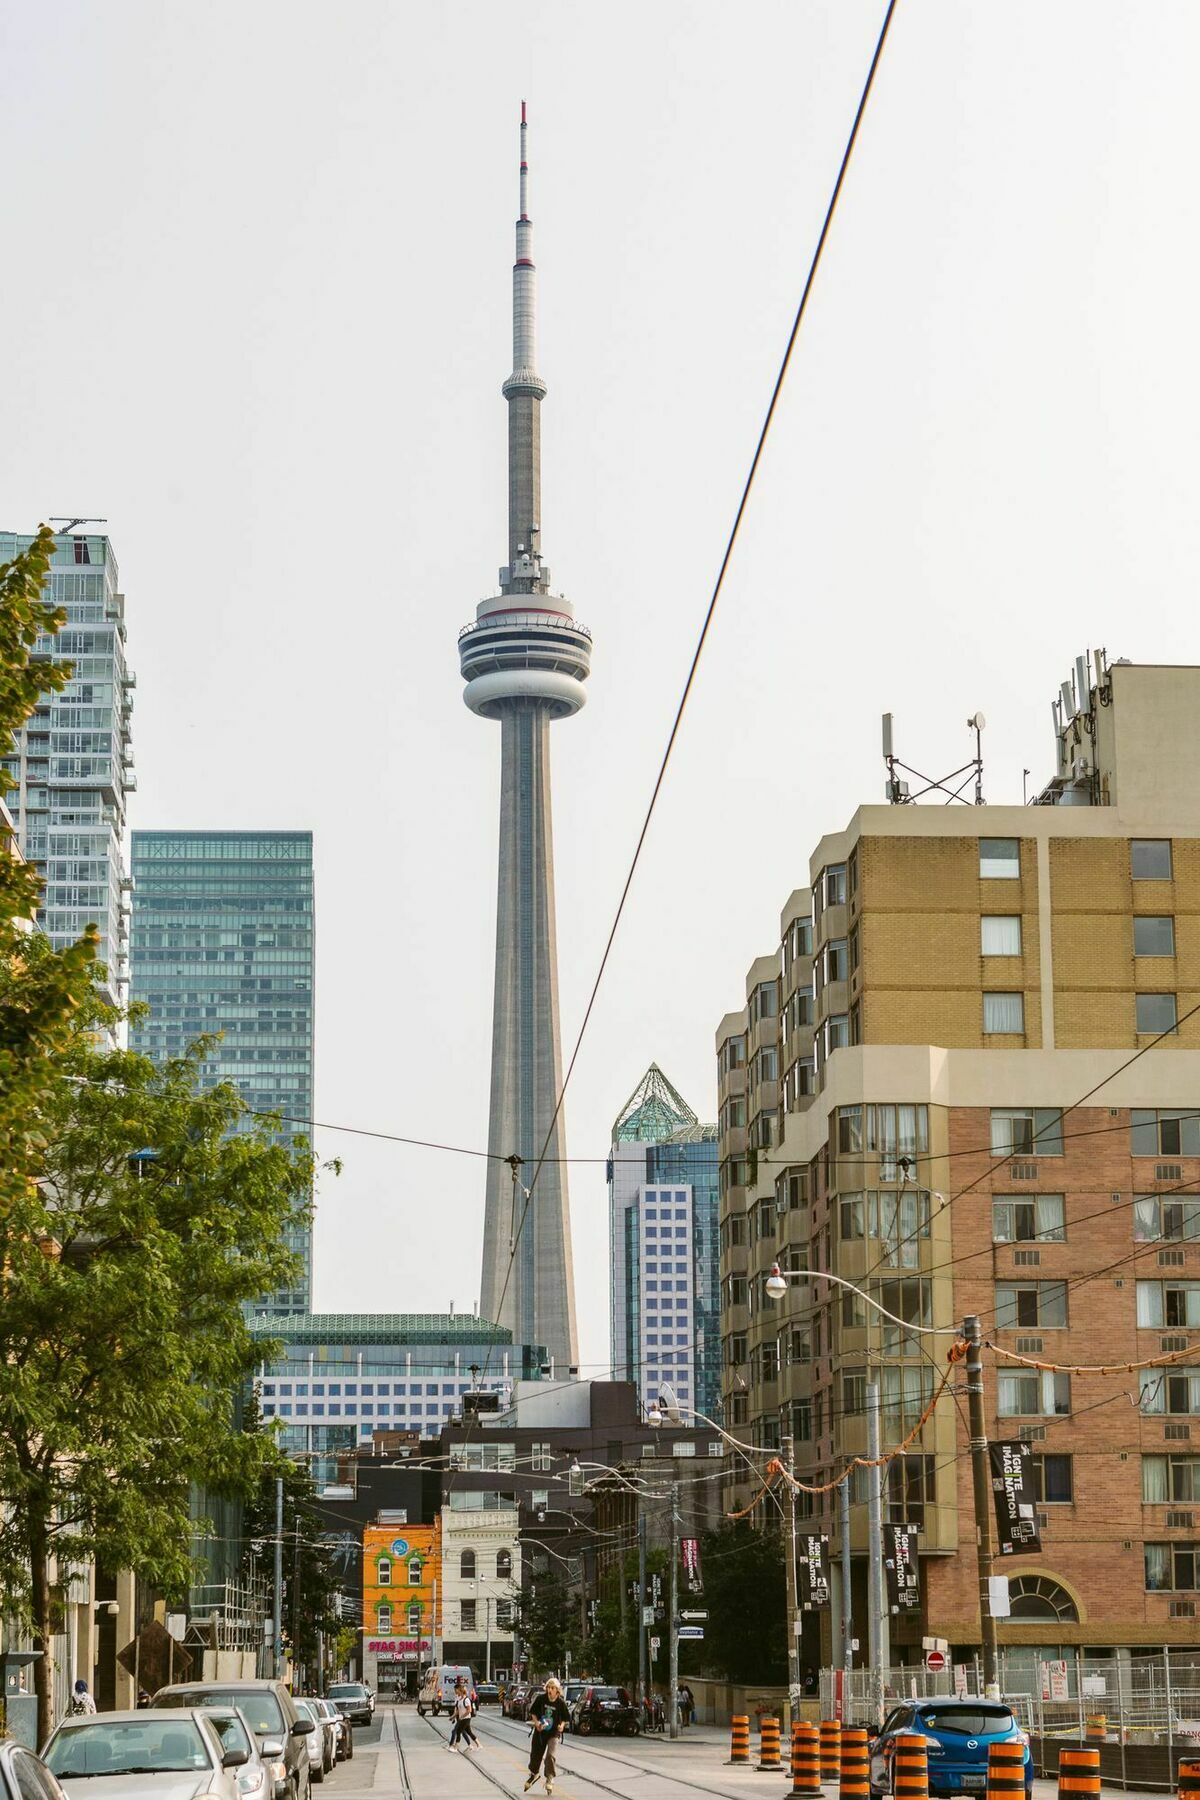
[825,1015,850,1054]
[995,1281,1067,1328]
[1008,1575,1078,1621]
[531,1489,549,1510]
[1135,916,1176,957]
[842,1369,867,1415]
[407,1604,422,1633]
[496,1549,512,1579]
[496,1601,514,1628]
[882,1365,936,1430]
[460,1549,476,1580]
[1140,1368,1200,1414]
[984,992,1025,1034]
[997,1370,1071,1415]
[1144,1456,1200,1502]
[839,1190,931,1265]
[1145,1544,1199,1592]
[376,1603,392,1633]
[825,939,849,983]
[824,864,847,907]
[992,1195,1066,1243]
[876,1278,932,1357]
[461,1600,477,1630]
[980,838,1020,879]
[449,1442,516,1472]
[1132,840,1172,880]
[376,1555,392,1586]
[407,1557,422,1584]
[982,916,1022,956]
[838,1106,863,1154]
[1137,1282,1200,1328]
[1134,1196,1200,1242]
[1137,992,1178,1035]
[530,1443,552,1472]
[885,1454,937,1527]
[990,1108,1063,1157]
[1132,1110,1200,1156]
[865,1103,929,1180]
[1029,1454,1073,1504]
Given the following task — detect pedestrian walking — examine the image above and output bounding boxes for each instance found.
[525,1678,569,1794]
[678,1684,694,1728]
[68,1681,97,1717]
[448,1680,479,1752]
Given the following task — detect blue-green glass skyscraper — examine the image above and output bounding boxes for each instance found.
[129,830,314,1315]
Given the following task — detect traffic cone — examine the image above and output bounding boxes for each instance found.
[786,1723,822,1798]
[987,1739,1026,1800]
[839,1729,869,1800]
[1057,1746,1100,1800]
[758,1717,783,1772]
[729,1717,751,1766]
[820,1721,841,1784]
[1178,1759,1200,1800]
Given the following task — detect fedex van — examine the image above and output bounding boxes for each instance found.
[417,1665,476,1718]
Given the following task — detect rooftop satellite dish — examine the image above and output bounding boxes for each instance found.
[969,711,986,731]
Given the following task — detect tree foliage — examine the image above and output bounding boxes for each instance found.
[518,1569,581,1678]
[240,1395,344,1685]
[0,1007,321,1739]
[699,1520,787,1684]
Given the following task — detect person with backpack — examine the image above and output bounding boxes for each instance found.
[69,1680,97,1716]
[524,1678,569,1794]
[448,1679,479,1753]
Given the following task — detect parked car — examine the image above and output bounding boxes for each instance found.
[326,1684,372,1729]
[569,1686,640,1736]
[0,1741,68,1800]
[309,1702,352,1763]
[474,1684,500,1708]
[202,1707,284,1800]
[503,1685,531,1720]
[868,1699,1032,1797]
[150,1681,314,1800]
[416,1666,476,1719]
[563,1682,586,1715]
[44,1708,249,1800]
[292,1704,333,1784]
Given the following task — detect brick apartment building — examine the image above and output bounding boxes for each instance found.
[716,656,1200,1675]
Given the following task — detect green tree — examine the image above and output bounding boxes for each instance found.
[0,1015,322,1743]
[518,1569,580,1678]
[699,1520,787,1684]
[240,1401,343,1685]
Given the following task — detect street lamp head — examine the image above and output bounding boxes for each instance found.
[647,1402,663,1427]
[765,1263,789,1301]
[655,1383,682,1425]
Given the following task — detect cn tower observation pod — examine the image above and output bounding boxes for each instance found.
[458,591,592,720]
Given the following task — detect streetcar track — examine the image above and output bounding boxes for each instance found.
[464,1708,777,1800]
[392,1710,415,1800]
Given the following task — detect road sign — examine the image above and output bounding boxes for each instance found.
[925,1650,946,1673]
[642,1606,655,1627]
[677,1626,704,1640]
[649,1637,660,1656]
[680,1610,708,1621]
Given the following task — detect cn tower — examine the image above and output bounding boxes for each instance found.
[458,104,590,1369]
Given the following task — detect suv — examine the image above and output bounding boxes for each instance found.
[151,1681,315,1800]
[326,1683,372,1728]
[570,1685,640,1736]
[869,1699,1032,1797]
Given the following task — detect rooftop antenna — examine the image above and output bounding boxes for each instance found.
[882,710,986,807]
[49,517,107,535]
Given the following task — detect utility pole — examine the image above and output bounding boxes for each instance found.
[840,1472,853,1678]
[782,1432,800,1706]
[865,1380,887,1719]
[637,1511,647,1705]
[964,1315,1000,1698]
[293,1520,302,1687]
[273,1477,284,1680]
[668,1479,680,1740]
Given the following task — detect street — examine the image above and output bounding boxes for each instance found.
[327,1709,1170,1800]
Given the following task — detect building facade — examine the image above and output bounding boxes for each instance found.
[0,528,134,1008]
[459,107,591,1369]
[609,1065,720,1420]
[438,1498,519,1679]
[129,829,314,1315]
[254,1313,545,1486]
[717,656,1200,1672]
[362,1520,440,1696]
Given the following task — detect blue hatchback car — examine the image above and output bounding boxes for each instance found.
[869,1698,1032,1797]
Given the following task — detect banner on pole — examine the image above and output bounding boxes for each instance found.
[988,1440,1041,1556]
[884,1523,921,1611]
[680,1536,704,1595]
[798,1533,832,1610]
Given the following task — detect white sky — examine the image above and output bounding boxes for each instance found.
[3,2,1198,1375]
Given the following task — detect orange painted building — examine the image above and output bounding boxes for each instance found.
[362,1520,440,1694]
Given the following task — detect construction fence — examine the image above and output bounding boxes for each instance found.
[820,1653,1200,1790]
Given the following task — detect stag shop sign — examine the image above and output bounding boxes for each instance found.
[367,1638,430,1660]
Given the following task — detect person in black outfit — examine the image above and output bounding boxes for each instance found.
[525,1679,570,1794]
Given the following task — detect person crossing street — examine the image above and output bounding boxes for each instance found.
[524,1678,569,1794]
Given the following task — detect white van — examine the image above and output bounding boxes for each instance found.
[417,1665,476,1718]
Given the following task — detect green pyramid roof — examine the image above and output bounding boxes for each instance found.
[612,1063,698,1144]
